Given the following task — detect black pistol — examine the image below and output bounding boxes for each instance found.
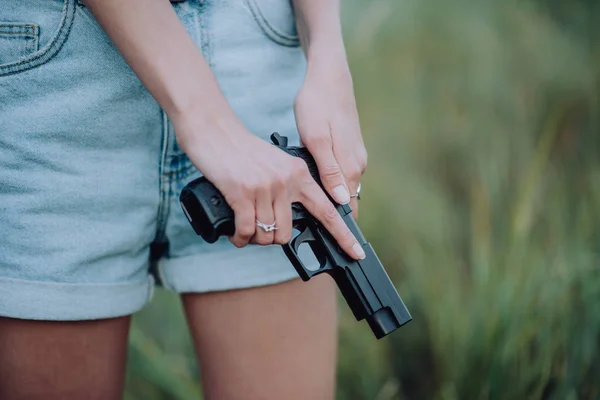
[179,133,412,339]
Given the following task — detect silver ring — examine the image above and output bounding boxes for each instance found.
[350,183,361,199]
[256,219,278,232]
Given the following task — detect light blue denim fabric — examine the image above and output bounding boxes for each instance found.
[0,0,306,320]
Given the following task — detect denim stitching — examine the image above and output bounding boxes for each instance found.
[155,111,171,242]
[0,23,38,35]
[0,24,39,62]
[178,165,199,181]
[162,163,197,180]
[25,34,38,54]
[199,0,213,68]
[251,0,298,41]
[0,0,75,76]
[243,0,300,47]
[0,23,36,27]
[0,32,37,37]
[163,163,194,177]
[32,30,39,53]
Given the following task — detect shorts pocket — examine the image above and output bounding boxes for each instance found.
[0,0,76,77]
[0,23,40,65]
[244,0,301,47]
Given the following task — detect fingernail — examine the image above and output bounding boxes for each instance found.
[333,185,350,204]
[353,243,366,260]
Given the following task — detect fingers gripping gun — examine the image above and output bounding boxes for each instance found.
[179,133,412,339]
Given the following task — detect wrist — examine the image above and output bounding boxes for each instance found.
[305,49,353,90]
[305,38,352,80]
[165,74,227,119]
[172,99,243,150]
[306,36,347,65]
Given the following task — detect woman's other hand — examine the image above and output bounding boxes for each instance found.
[294,58,367,220]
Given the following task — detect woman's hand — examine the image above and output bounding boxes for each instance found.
[174,108,366,260]
[294,59,367,219]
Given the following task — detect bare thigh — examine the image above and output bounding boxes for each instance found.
[0,316,130,400]
[182,275,338,400]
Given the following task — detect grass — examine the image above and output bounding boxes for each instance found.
[126,0,600,398]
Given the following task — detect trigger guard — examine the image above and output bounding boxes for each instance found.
[291,226,332,274]
[281,225,332,282]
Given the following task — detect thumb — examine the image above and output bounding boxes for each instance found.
[305,137,350,205]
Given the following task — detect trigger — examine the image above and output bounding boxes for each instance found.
[291,226,316,253]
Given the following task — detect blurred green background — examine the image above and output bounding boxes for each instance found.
[126,0,600,398]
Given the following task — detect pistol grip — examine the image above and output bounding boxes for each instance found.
[282,224,333,281]
[179,177,235,243]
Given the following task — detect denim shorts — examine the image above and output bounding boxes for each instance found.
[0,0,306,320]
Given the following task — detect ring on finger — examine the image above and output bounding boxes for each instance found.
[350,183,361,199]
[256,219,278,232]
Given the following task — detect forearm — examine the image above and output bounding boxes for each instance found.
[82,0,230,122]
[292,0,347,68]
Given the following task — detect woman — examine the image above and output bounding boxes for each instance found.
[0,0,367,398]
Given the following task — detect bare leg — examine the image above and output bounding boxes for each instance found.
[182,275,338,400]
[0,316,130,400]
